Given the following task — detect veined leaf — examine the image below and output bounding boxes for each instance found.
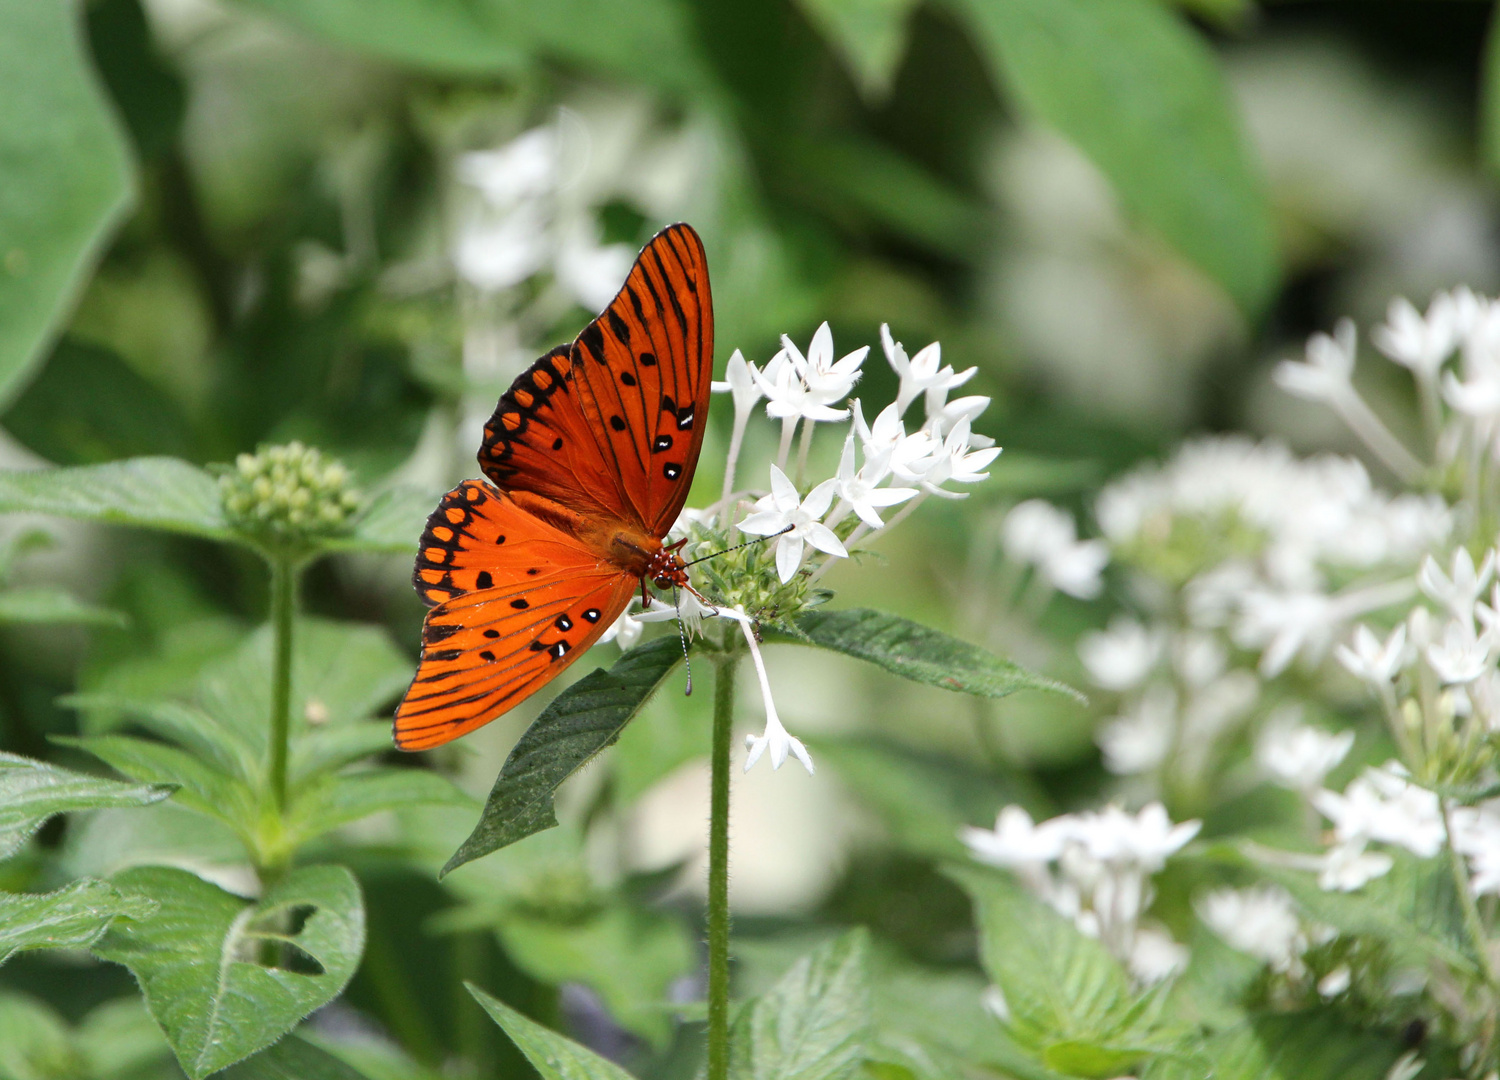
[325,484,436,556]
[794,0,920,100]
[784,608,1079,701]
[291,722,401,782]
[468,983,638,1080]
[0,0,135,407]
[0,458,230,540]
[0,586,126,627]
[286,769,473,847]
[1141,1012,1402,1080]
[94,864,365,1079]
[63,692,260,784]
[949,0,1276,316]
[0,751,173,860]
[946,864,1149,1069]
[730,928,871,1080]
[444,637,682,874]
[222,1035,374,1080]
[0,878,155,965]
[56,734,254,833]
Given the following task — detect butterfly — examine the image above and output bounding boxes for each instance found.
[393,223,713,751]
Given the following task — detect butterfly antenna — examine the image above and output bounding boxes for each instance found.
[682,524,794,567]
[673,586,692,696]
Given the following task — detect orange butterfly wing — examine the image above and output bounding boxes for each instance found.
[478,223,714,535]
[394,480,636,751]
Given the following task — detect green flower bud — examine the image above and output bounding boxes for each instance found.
[217,442,363,552]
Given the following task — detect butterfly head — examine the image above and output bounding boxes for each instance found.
[647,539,693,592]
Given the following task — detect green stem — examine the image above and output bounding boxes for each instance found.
[268,555,297,816]
[1442,799,1496,987]
[707,643,737,1080]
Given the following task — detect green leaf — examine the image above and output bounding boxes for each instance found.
[783,609,1079,701]
[56,733,254,833]
[0,992,72,1080]
[0,878,156,965]
[93,864,365,1079]
[945,864,1147,1070]
[0,0,135,407]
[221,1035,374,1080]
[0,585,126,627]
[325,484,437,556]
[286,769,473,847]
[1141,1012,1402,1080]
[497,904,694,1049]
[949,0,1276,316]
[74,995,173,1079]
[444,637,682,875]
[292,722,402,781]
[730,928,871,1080]
[794,0,919,100]
[0,458,231,540]
[0,751,173,860]
[63,693,259,783]
[470,984,636,1080]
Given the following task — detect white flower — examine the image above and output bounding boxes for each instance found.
[961,805,1068,867]
[739,466,847,582]
[752,349,849,423]
[1097,684,1175,775]
[1318,966,1353,998]
[1256,717,1354,792]
[1318,841,1394,891]
[636,591,717,639]
[734,612,814,774]
[1425,618,1495,685]
[1235,589,1335,677]
[1372,294,1463,378]
[1274,318,1357,403]
[1172,632,1226,688]
[452,201,551,292]
[913,419,1001,499]
[1198,886,1304,972]
[1449,801,1500,895]
[783,322,865,409]
[1078,617,1162,691]
[833,429,916,529]
[852,399,906,460]
[880,324,975,417]
[1042,539,1109,600]
[1334,623,1409,684]
[1313,764,1444,858]
[599,605,644,651]
[1441,363,1500,420]
[456,127,558,205]
[1002,500,1077,565]
[711,349,763,417]
[1127,925,1189,984]
[1418,548,1495,620]
[554,218,634,310]
[927,395,991,438]
[1072,803,1200,872]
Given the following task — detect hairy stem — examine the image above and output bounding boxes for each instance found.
[707,641,737,1080]
[268,555,297,816]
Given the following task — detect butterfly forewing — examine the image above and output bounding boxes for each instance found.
[478,224,713,534]
[395,481,636,750]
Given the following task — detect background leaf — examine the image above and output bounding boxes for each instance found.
[793,0,920,101]
[0,458,230,540]
[949,0,1277,315]
[221,1034,374,1080]
[0,0,134,407]
[730,928,871,1080]
[444,637,682,874]
[468,983,638,1080]
[0,585,127,627]
[93,864,366,1079]
[0,878,156,965]
[0,751,173,860]
[784,608,1079,701]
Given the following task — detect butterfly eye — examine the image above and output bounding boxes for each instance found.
[654,575,673,589]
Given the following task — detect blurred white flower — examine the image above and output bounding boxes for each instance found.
[554,218,634,310]
[1313,764,1444,859]
[1078,617,1162,691]
[1334,623,1409,684]
[599,605,644,651]
[1172,631,1227,688]
[880,323,976,417]
[961,805,1068,868]
[1448,800,1500,896]
[636,591,717,639]
[1127,925,1189,985]
[453,202,551,292]
[1072,803,1200,872]
[1318,842,1394,891]
[1372,294,1463,378]
[1042,538,1109,599]
[1318,966,1353,998]
[457,128,558,205]
[1198,886,1304,972]
[739,466,847,582]
[1002,500,1076,564]
[1274,318,1357,403]
[1425,619,1495,685]
[1256,717,1354,793]
[1418,548,1494,621]
[1097,684,1175,775]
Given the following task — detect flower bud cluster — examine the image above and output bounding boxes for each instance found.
[219,442,362,548]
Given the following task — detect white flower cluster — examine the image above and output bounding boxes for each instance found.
[598,321,999,776]
[961,803,1199,984]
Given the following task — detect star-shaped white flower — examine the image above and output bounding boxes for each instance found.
[913,418,1000,498]
[739,466,848,582]
[1256,717,1354,792]
[1418,548,1495,621]
[1372,293,1463,378]
[1078,617,1163,691]
[1273,318,1357,403]
[1334,623,1409,684]
[961,805,1069,867]
[1317,841,1393,892]
[880,324,976,417]
[782,322,865,409]
[752,349,849,423]
[1425,618,1494,685]
[726,609,813,774]
[599,605,644,651]
[833,430,916,528]
[636,591,718,639]
[710,348,763,417]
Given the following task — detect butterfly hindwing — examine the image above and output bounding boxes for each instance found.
[477,223,713,536]
[397,480,636,750]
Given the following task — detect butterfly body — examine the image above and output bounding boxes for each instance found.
[394,224,712,751]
